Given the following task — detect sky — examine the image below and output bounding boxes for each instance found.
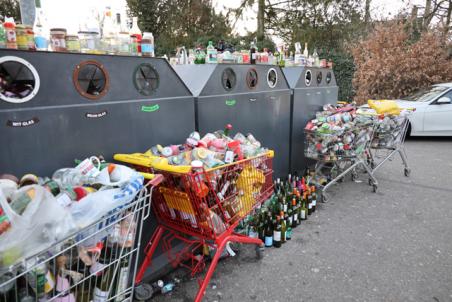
[40,0,424,38]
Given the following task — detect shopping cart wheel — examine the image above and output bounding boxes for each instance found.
[372,184,378,193]
[321,192,329,203]
[134,283,154,301]
[351,172,358,181]
[256,244,265,260]
[404,168,411,177]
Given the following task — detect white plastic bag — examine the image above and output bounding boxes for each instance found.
[0,185,77,268]
[70,172,144,230]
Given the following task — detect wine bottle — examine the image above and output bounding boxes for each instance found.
[311,186,317,212]
[273,216,282,248]
[264,215,273,247]
[280,211,286,244]
[300,193,308,221]
[291,199,298,228]
[307,188,313,215]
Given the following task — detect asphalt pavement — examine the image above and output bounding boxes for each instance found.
[151,138,452,302]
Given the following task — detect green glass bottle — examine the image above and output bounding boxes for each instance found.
[264,215,273,247]
[300,193,308,221]
[273,215,282,248]
[291,199,298,228]
[280,211,286,244]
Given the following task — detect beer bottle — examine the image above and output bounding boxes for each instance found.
[280,211,286,244]
[264,216,273,247]
[291,199,298,228]
[273,216,282,248]
[311,186,317,212]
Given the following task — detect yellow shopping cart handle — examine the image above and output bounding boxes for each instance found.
[114,151,192,173]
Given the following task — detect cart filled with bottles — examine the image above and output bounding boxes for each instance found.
[358,100,414,177]
[304,103,377,201]
[114,127,274,302]
[0,159,161,302]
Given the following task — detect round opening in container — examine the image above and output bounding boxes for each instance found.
[317,71,323,85]
[221,67,236,91]
[0,56,40,104]
[305,70,312,86]
[267,68,278,88]
[326,71,332,84]
[73,60,109,100]
[134,63,159,96]
[246,68,258,89]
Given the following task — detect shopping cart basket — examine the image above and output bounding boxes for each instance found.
[367,111,413,176]
[0,177,161,302]
[304,121,378,201]
[115,151,274,302]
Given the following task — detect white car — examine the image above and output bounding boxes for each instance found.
[395,83,452,136]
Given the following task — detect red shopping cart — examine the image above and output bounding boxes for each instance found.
[115,150,274,301]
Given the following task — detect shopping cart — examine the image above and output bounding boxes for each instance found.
[0,177,161,302]
[366,112,413,176]
[304,121,378,202]
[115,151,274,302]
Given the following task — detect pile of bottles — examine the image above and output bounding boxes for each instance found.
[304,103,375,161]
[172,40,333,68]
[149,125,267,169]
[244,173,317,248]
[0,6,154,57]
[0,229,137,302]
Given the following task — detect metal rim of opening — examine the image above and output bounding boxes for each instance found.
[134,63,160,96]
[305,69,312,87]
[317,71,323,85]
[246,68,258,89]
[73,60,110,100]
[267,68,278,88]
[221,67,237,91]
[0,56,40,104]
[326,71,332,85]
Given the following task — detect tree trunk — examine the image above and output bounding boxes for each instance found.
[423,0,432,29]
[364,0,371,23]
[257,0,265,44]
[445,0,452,34]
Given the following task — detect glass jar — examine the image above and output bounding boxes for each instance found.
[65,35,80,53]
[16,24,28,50]
[50,28,67,52]
[26,26,35,50]
[117,32,131,55]
[78,31,100,54]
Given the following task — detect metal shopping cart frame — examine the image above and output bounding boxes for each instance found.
[366,112,413,177]
[0,180,158,302]
[304,123,378,202]
[116,151,274,302]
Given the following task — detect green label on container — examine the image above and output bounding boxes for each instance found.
[225,99,236,106]
[141,104,160,112]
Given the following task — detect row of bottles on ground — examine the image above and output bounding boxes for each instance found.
[245,171,318,248]
[172,40,333,68]
[0,3,155,57]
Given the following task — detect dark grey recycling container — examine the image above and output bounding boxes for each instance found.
[173,64,292,178]
[283,66,338,174]
[0,49,195,281]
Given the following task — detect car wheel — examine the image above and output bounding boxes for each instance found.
[406,122,412,138]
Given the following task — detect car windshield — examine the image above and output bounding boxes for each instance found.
[402,86,449,102]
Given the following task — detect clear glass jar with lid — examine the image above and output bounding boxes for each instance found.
[78,31,100,54]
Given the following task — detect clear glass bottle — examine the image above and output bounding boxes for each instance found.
[33,0,48,50]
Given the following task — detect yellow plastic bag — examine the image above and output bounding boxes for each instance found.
[236,165,265,216]
[368,99,401,115]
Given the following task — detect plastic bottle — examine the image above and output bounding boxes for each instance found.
[4,17,17,49]
[33,0,48,50]
[206,41,217,64]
